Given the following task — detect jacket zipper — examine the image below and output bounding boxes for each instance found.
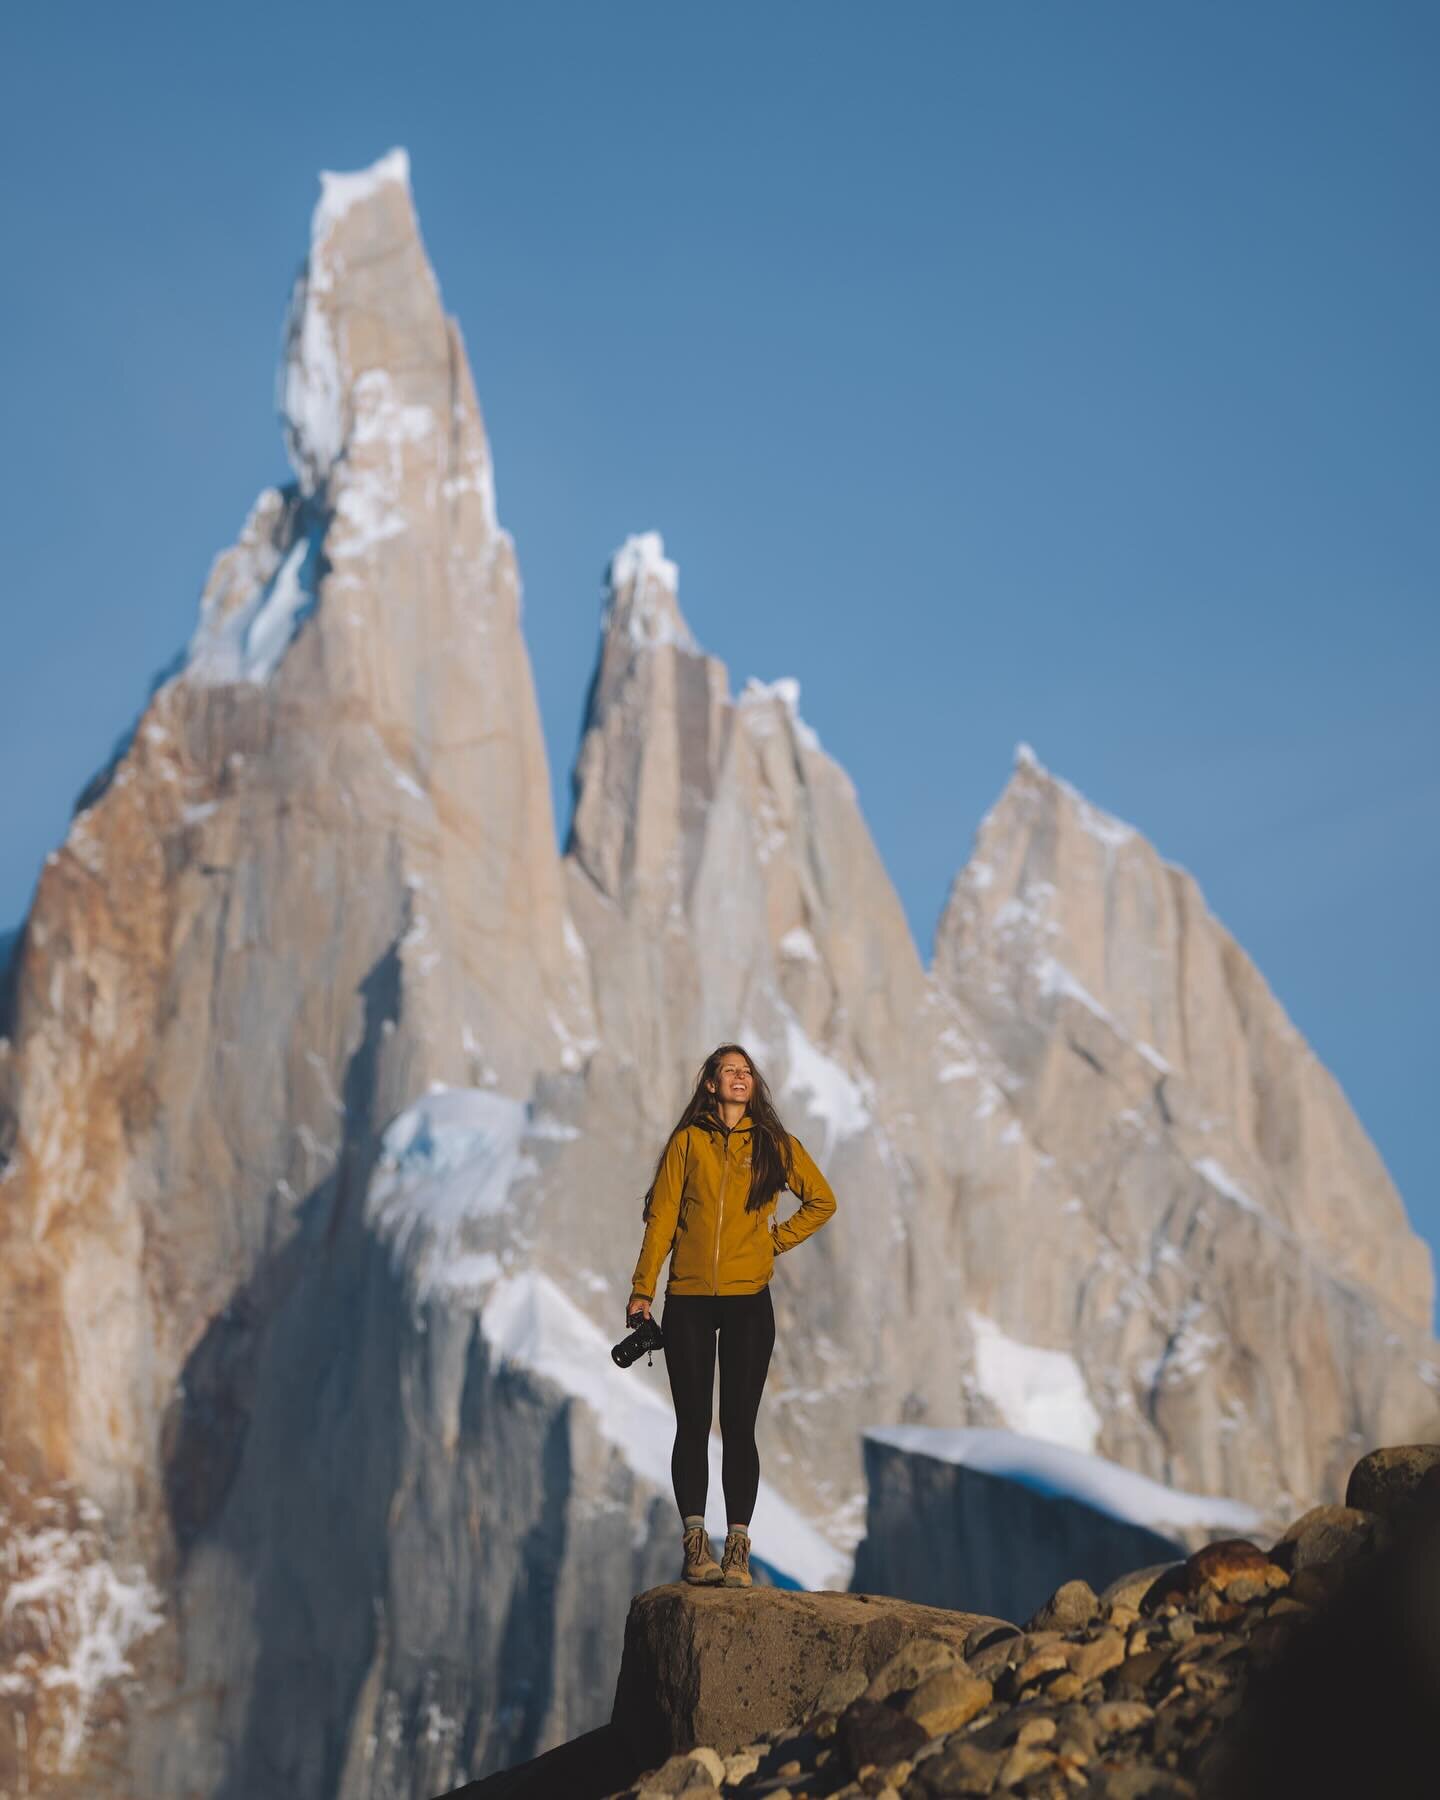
[713,1140,730,1294]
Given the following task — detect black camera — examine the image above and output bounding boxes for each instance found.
[612,1312,665,1369]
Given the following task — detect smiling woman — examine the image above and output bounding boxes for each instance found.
[625,1042,837,1590]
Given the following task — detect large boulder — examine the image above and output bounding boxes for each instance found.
[608,1584,1005,1770]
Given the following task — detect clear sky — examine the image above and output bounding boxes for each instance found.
[3,3,1437,1311]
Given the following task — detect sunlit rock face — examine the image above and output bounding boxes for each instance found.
[0,148,1435,1796]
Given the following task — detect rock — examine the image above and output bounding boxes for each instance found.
[863,1636,960,1702]
[638,1751,719,1796]
[1344,1445,1440,1521]
[1026,1578,1099,1632]
[1088,1767,1196,1798]
[1092,1699,1156,1737]
[686,1747,726,1784]
[1110,1646,1174,1694]
[1045,1672,1085,1702]
[1101,1566,1182,1614]
[721,1749,761,1784]
[964,1621,1020,1658]
[809,1665,869,1719]
[967,1631,1050,1682]
[1143,1541,1286,1610]
[1067,1630,1127,1683]
[913,1739,1006,1795]
[1274,1504,1382,1571]
[997,1741,1057,1786]
[898,1668,992,1734]
[1006,1644,1071,1693]
[835,1698,928,1776]
[612,1587,1001,1769]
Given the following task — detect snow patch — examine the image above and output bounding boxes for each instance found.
[740,677,821,752]
[314,147,412,240]
[781,1017,873,1159]
[365,1087,537,1299]
[480,1267,850,1589]
[864,1425,1261,1537]
[186,515,322,687]
[778,926,820,963]
[968,1312,1101,1454]
[604,533,696,652]
[0,1518,164,1768]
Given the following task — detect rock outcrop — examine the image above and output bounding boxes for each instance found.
[0,143,1436,1797]
[470,1441,1435,1800]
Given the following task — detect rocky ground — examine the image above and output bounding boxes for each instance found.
[459,1442,1440,1800]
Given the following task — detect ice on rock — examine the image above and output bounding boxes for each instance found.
[968,1311,1102,1454]
[365,1086,538,1300]
[740,676,821,752]
[604,532,696,652]
[865,1424,1261,1537]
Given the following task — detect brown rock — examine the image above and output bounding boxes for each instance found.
[1092,1698,1156,1737]
[1274,1503,1382,1572]
[1145,1540,1286,1611]
[836,1697,928,1776]
[1344,1445,1440,1521]
[898,1668,992,1735]
[611,1587,1002,1768]
[1109,1646,1174,1694]
[997,1742,1056,1786]
[913,1739,1005,1795]
[1026,1578,1099,1633]
[963,1621,1020,1658]
[863,1635,960,1702]
[1100,1565,1184,1615]
[1045,1672,1084,1702]
[1067,1631,1127,1683]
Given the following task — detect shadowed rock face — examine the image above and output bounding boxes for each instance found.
[850,1436,1186,1626]
[0,147,1436,1798]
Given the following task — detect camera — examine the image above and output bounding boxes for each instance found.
[612,1311,665,1368]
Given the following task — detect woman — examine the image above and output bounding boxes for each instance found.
[626,1043,838,1588]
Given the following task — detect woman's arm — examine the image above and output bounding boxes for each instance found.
[771,1135,837,1254]
[629,1129,687,1304]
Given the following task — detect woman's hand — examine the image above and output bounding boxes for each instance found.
[627,1298,652,1327]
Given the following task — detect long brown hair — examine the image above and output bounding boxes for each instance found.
[642,1043,794,1218]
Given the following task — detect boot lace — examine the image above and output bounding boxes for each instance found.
[722,1529,750,1576]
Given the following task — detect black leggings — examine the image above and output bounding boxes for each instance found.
[660,1287,776,1526]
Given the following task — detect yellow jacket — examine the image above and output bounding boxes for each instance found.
[629,1113,837,1302]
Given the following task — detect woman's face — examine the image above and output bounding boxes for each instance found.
[711,1055,754,1106]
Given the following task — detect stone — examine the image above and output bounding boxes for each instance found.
[640,1751,720,1796]
[1092,1699,1156,1737]
[722,1749,761,1784]
[863,1636,960,1702]
[964,1622,1021,1658]
[687,1747,726,1783]
[1345,1445,1440,1519]
[836,1698,929,1777]
[997,1742,1056,1786]
[1275,1503,1382,1572]
[1065,1634,1123,1684]
[914,1739,1006,1795]
[1101,1566,1181,1614]
[1026,1578,1099,1633]
[1045,1672,1084,1702]
[614,1589,998,1769]
[899,1668,993,1735]
[809,1665,869,1720]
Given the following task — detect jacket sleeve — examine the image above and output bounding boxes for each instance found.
[630,1129,687,1301]
[771,1135,837,1254]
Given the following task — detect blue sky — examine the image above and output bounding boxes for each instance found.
[3,3,1437,1309]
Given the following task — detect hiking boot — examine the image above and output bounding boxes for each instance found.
[682,1522,724,1585]
[720,1526,753,1588]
